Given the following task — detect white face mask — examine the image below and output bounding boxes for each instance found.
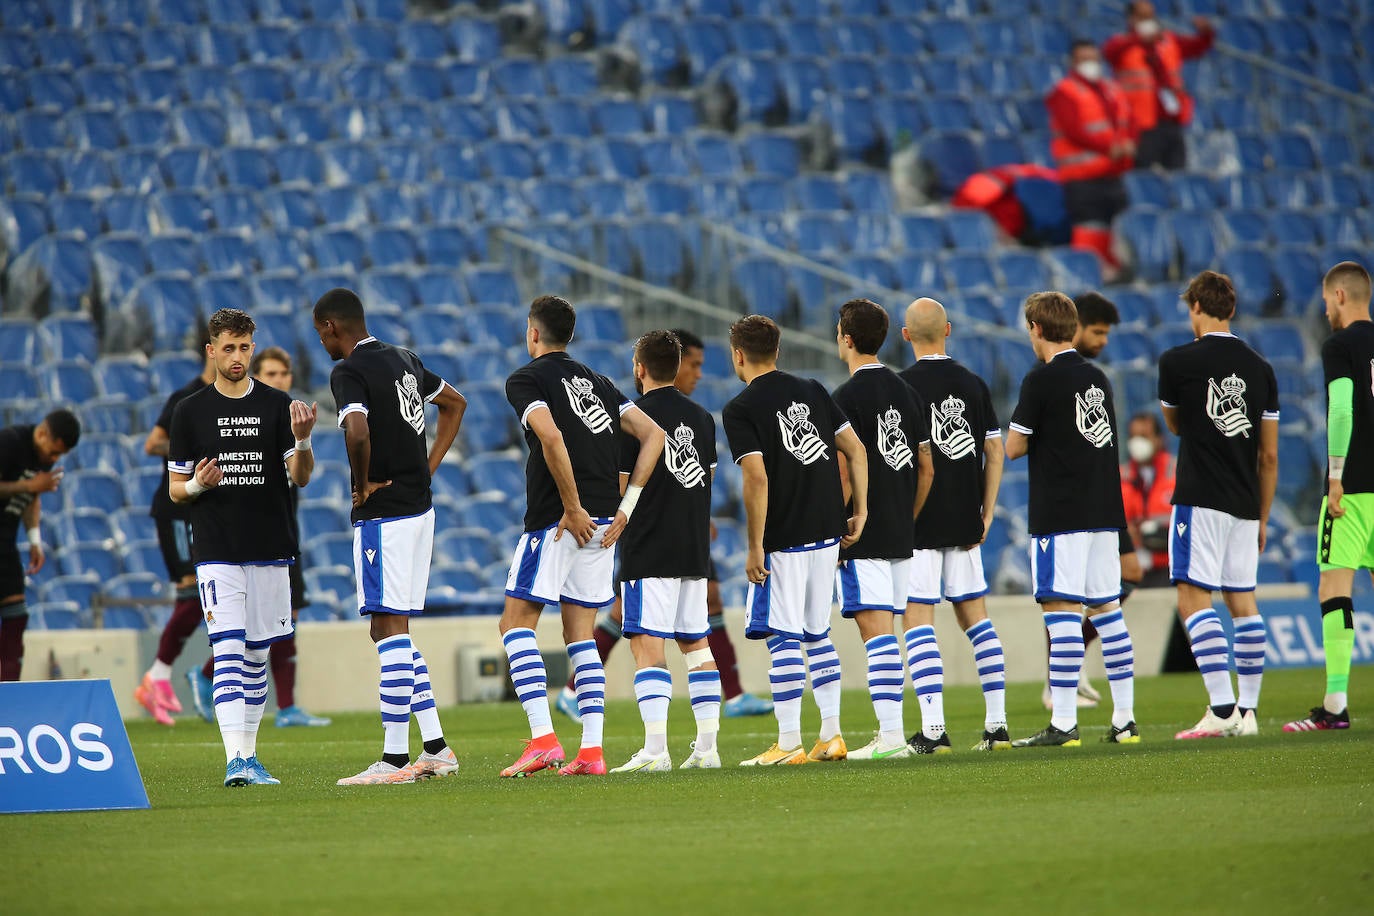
[1128,436,1156,464]
[1135,18,1160,39]
[1075,60,1103,82]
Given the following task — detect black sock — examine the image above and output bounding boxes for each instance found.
[422,737,447,756]
[382,752,410,768]
[1212,703,1236,719]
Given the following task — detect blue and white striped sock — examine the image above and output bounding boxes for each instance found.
[1234,616,1266,711]
[965,619,1007,730]
[807,637,842,740]
[568,639,606,749]
[1184,609,1235,709]
[411,648,443,742]
[633,667,672,755]
[1089,608,1135,729]
[1045,611,1085,732]
[502,628,553,739]
[767,636,805,749]
[377,634,414,757]
[687,667,722,752]
[212,634,246,762]
[240,646,269,758]
[864,634,904,741]
[904,626,945,738]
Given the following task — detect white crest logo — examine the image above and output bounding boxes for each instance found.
[1176,522,1187,537]
[777,401,828,465]
[930,394,976,461]
[562,376,613,434]
[529,537,540,551]
[1038,537,1050,551]
[665,423,708,489]
[877,407,914,471]
[1206,374,1252,438]
[364,549,377,564]
[395,371,425,435]
[1074,384,1113,448]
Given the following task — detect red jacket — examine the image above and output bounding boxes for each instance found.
[1046,73,1136,182]
[1121,450,1176,570]
[1103,28,1214,131]
[951,164,1060,239]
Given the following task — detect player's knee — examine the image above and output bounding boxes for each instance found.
[681,646,714,670]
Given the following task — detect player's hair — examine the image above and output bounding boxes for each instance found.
[1073,291,1120,327]
[838,298,889,355]
[1071,38,1097,53]
[207,308,256,341]
[251,346,292,375]
[1024,291,1078,343]
[669,327,705,352]
[1130,411,1163,437]
[729,315,781,361]
[313,288,366,329]
[1323,260,1372,304]
[1183,270,1236,320]
[43,409,81,449]
[529,295,576,346]
[635,330,682,384]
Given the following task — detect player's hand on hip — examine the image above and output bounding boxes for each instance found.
[746,546,769,584]
[601,511,628,548]
[195,457,223,489]
[556,506,596,547]
[840,513,868,549]
[26,468,63,494]
[352,479,391,508]
[290,400,318,439]
[1328,482,1346,519]
[26,543,44,575]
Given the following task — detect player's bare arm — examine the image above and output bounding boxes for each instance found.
[1004,428,1029,461]
[835,425,869,548]
[144,425,170,457]
[912,441,934,520]
[527,405,594,546]
[287,400,318,488]
[739,453,769,583]
[974,434,1005,548]
[1256,418,1279,551]
[603,405,665,549]
[1161,404,1181,435]
[22,495,43,575]
[170,457,223,504]
[427,382,467,475]
[342,411,388,508]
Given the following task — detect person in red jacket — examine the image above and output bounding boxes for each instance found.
[1104,1,1215,171]
[1121,411,1176,587]
[951,164,1062,242]
[1046,41,1136,276]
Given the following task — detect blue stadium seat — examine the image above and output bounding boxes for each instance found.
[791,175,846,212]
[150,190,212,236]
[35,29,91,69]
[0,368,39,404]
[321,142,381,186]
[998,251,1052,290]
[159,146,220,189]
[0,194,51,264]
[174,105,229,147]
[40,575,103,610]
[492,57,547,99]
[7,234,94,315]
[1046,247,1102,292]
[793,212,847,257]
[939,253,999,292]
[146,234,201,274]
[943,210,998,253]
[467,454,526,498]
[471,181,533,223]
[18,111,68,151]
[825,94,882,164]
[7,152,63,196]
[1271,247,1323,313]
[307,532,355,571]
[535,139,588,182]
[619,15,685,86]
[591,97,646,136]
[63,469,127,514]
[315,186,370,229]
[55,507,120,545]
[579,179,632,218]
[0,319,39,364]
[776,57,828,124]
[540,98,593,138]
[207,190,263,235]
[465,265,521,306]
[1262,170,1320,210]
[448,17,501,62]
[629,218,688,285]
[364,227,419,270]
[482,140,538,181]
[646,94,698,133]
[741,133,800,178]
[58,150,115,194]
[125,274,202,352]
[732,256,789,319]
[309,227,366,272]
[1218,247,1281,314]
[740,176,787,213]
[95,356,150,401]
[200,233,257,275]
[919,131,980,198]
[49,194,105,241]
[196,275,252,315]
[431,141,484,183]
[250,273,304,316]
[1114,209,1175,283]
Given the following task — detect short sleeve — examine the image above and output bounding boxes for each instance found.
[1008,370,1041,435]
[704,417,718,469]
[907,388,930,444]
[817,380,851,435]
[619,426,640,475]
[166,401,196,476]
[979,379,1001,437]
[0,429,22,481]
[278,394,296,462]
[604,379,635,416]
[722,400,762,465]
[1263,360,1280,420]
[420,366,445,403]
[1157,350,1179,408]
[1321,335,1352,387]
[330,363,369,428]
[505,370,546,428]
[155,389,179,432]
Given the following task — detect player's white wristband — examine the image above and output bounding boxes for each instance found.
[27,528,41,548]
[1329,456,1345,481]
[295,437,312,452]
[617,484,644,520]
[185,477,208,498]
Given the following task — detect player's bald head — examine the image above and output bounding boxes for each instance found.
[904,297,948,343]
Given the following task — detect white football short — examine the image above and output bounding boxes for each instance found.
[353,508,435,616]
[505,517,616,608]
[836,557,912,616]
[622,576,709,640]
[1169,504,1259,592]
[907,546,989,605]
[196,562,294,649]
[1030,530,1121,606]
[745,540,841,642]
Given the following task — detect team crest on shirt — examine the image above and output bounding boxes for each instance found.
[1074,385,1113,448]
[777,402,828,465]
[1206,374,1252,438]
[562,376,613,434]
[665,423,708,489]
[877,407,914,471]
[930,394,976,461]
[395,371,425,435]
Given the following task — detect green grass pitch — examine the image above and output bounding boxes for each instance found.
[9,666,1372,915]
